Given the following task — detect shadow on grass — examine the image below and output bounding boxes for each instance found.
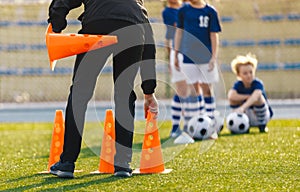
[78,136,178,158]
[219,129,264,137]
[44,172,157,191]
[3,173,62,191]
[3,172,136,191]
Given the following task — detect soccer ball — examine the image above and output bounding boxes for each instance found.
[226,112,250,134]
[212,114,224,134]
[187,114,215,140]
[211,111,224,134]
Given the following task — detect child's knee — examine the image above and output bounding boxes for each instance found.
[253,95,266,106]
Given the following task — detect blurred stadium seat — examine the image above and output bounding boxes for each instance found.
[221,16,233,23]
[287,14,300,21]
[231,40,256,47]
[284,38,300,46]
[257,39,281,46]
[257,63,279,70]
[284,63,300,70]
[260,14,285,21]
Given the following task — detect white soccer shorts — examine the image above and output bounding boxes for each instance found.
[180,62,219,84]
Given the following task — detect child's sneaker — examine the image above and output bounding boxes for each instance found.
[50,161,75,178]
[258,125,268,133]
[169,127,182,138]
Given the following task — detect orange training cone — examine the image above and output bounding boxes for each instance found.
[47,110,65,172]
[91,109,115,174]
[45,24,118,71]
[134,111,172,174]
[38,110,65,174]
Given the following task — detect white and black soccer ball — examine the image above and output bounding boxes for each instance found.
[187,114,215,140]
[226,112,250,134]
[212,114,225,134]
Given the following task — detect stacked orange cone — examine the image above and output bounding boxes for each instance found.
[45,24,118,71]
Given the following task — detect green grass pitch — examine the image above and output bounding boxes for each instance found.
[0,119,299,191]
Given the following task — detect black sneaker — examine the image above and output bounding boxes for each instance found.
[114,171,132,177]
[114,166,132,178]
[258,125,269,133]
[50,161,75,178]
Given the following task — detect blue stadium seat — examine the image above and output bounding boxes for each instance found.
[284,38,300,46]
[0,20,10,27]
[16,21,35,26]
[35,21,48,26]
[149,18,160,23]
[257,39,281,46]
[220,40,230,47]
[0,68,18,75]
[6,44,27,51]
[221,16,234,23]
[22,67,44,75]
[102,66,113,73]
[53,67,73,75]
[219,64,231,72]
[287,14,300,21]
[284,63,300,70]
[260,14,285,21]
[30,44,47,50]
[67,20,80,25]
[232,40,255,47]
[156,41,165,48]
[257,64,278,71]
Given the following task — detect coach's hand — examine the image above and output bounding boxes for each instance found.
[48,18,67,33]
[144,94,158,119]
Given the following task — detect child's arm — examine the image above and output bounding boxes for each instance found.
[228,89,249,103]
[164,39,172,59]
[209,32,219,71]
[174,28,183,71]
[235,89,263,113]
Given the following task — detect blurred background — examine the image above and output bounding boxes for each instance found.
[0,0,299,121]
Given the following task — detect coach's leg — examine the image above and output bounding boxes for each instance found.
[113,47,142,171]
[112,23,144,171]
[61,47,111,163]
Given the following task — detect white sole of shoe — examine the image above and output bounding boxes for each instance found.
[50,170,74,178]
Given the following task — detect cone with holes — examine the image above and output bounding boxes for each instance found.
[45,24,118,71]
[91,109,116,174]
[134,111,172,174]
[39,110,64,173]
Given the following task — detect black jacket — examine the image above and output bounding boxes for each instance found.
[48,0,149,32]
[48,0,156,95]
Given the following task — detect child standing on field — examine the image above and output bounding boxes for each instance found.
[227,53,273,133]
[174,0,221,129]
[162,0,194,138]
